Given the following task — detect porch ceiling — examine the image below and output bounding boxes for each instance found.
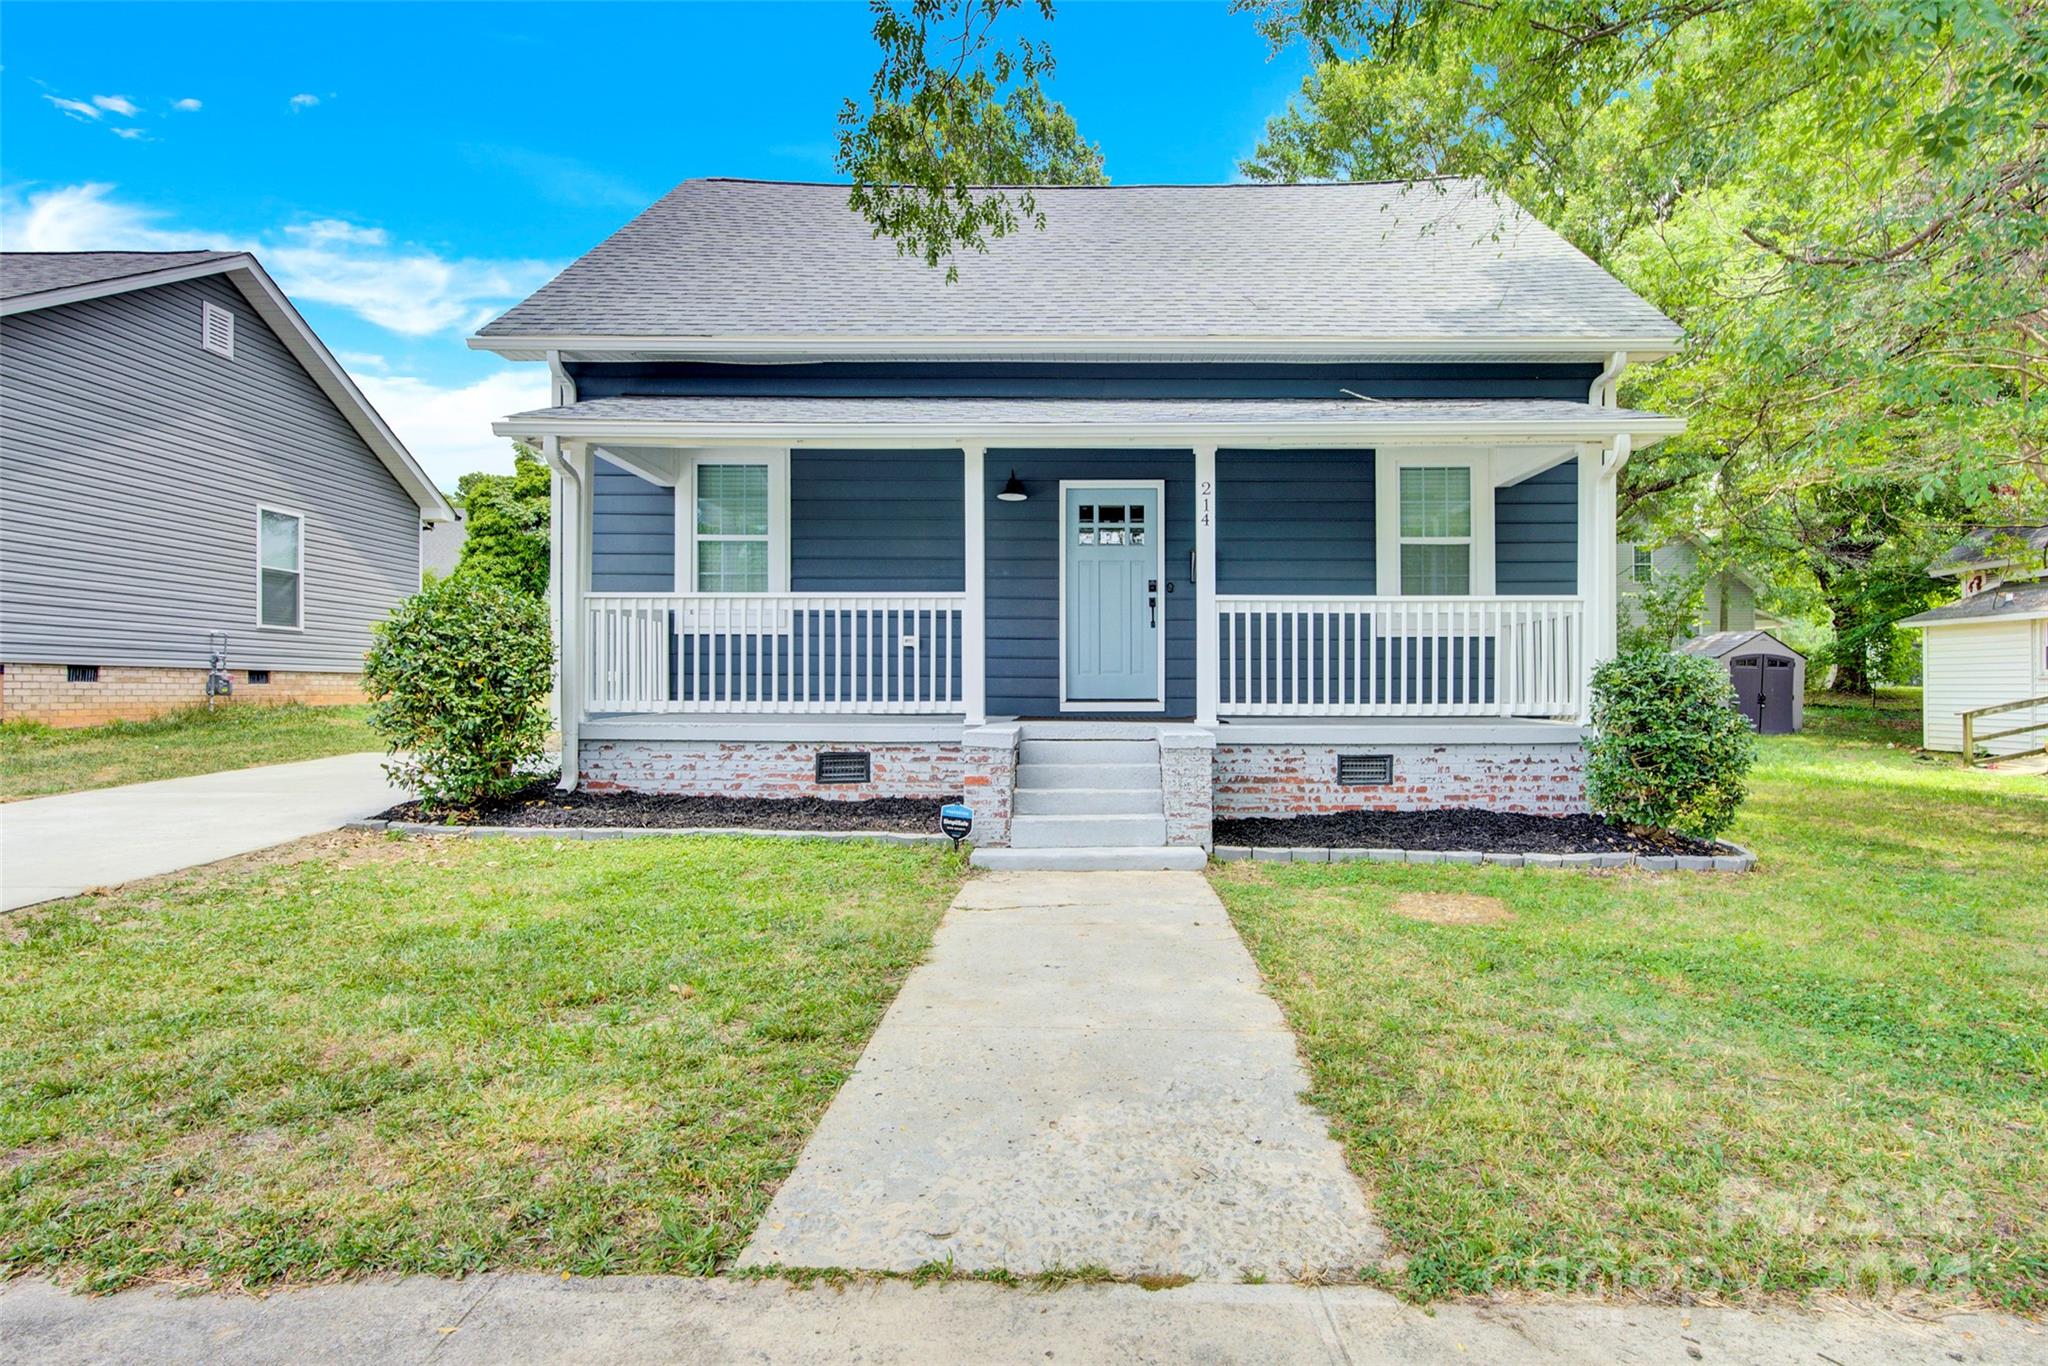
[496,395,1683,448]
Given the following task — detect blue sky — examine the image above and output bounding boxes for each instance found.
[2,2,1312,487]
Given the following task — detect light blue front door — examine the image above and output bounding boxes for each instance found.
[1064,486,1160,703]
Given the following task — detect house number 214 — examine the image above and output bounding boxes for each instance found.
[1200,480,1212,527]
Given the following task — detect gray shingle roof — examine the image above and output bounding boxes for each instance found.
[477,179,1681,347]
[1,251,241,302]
[1900,582,2048,627]
[1677,630,1801,660]
[500,394,1680,436]
[1934,525,2048,572]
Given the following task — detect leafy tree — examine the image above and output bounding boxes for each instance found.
[836,0,1106,280]
[1616,564,1709,656]
[454,443,551,598]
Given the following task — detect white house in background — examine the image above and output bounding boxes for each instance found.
[1618,536,1781,636]
[1901,526,2048,757]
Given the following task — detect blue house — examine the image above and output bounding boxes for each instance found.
[476,178,1684,867]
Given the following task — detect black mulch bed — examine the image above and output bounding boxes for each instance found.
[376,779,956,833]
[1211,808,1724,856]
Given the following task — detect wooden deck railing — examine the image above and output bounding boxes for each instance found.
[1961,694,2048,764]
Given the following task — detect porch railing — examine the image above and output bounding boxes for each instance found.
[584,593,967,714]
[1217,595,1585,719]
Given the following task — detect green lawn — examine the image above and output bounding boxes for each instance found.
[0,835,965,1290]
[1,703,383,801]
[1214,731,2048,1311]
[1801,686,1925,748]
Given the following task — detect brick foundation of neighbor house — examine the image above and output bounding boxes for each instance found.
[1214,742,1588,817]
[0,662,367,728]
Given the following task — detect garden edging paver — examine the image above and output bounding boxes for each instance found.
[1212,841,1757,872]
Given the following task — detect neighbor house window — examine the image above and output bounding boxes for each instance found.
[1397,466,1473,595]
[257,507,304,629]
[681,451,788,593]
[1632,546,1655,585]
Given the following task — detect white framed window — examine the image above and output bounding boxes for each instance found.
[201,300,235,358]
[1375,450,1496,596]
[1632,545,1655,585]
[676,449,789,593]
[257,505,304,630]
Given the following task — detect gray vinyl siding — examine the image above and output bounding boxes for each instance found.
[791,450,962,591]
[1494,458,1578,594]
[985,451,1195,718]
[1216,449,1375,595]
[590,457,675,591]
[0,273,421,672]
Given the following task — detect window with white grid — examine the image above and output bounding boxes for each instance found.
[1397,466,1473,595]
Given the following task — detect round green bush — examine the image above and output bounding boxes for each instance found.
[363,577,554,813]
[1585,649,1758,841]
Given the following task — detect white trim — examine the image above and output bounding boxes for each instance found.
[962,446,987,726]
[592,444,681,487]
[1490,446,1578,487]
[1194,446,1219,728]
[1375,450,1495,596]
[255,503,306,632]
[493,416,1685,449]
[470,333,1684,362]
[673,449,790,593]
[1057,479,1168,712]
[1,254,453,521]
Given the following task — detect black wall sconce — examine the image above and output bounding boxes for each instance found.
[996,470,1029,502]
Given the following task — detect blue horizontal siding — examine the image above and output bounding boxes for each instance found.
[1494,458,1578,594]
[591,456,675,592]
[986,452,1195,718]
[791,449,963,591]
[1216,449,1375,595]
[571,360,1602,401]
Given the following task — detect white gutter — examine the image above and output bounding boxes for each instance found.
[1587,349,1629,408]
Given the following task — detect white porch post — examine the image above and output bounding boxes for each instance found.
[553,440,591,790]
[1194,445,1219,728]
[962,444,987,726]
[1576,442,1602,724]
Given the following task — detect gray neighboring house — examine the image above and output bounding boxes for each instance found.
[1,251,452,726]
[1618,536,1781,637]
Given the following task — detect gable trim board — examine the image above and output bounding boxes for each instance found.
[3,252,452,522]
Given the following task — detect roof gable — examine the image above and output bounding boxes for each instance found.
[475,178,1681,358]
[2,252,451,520]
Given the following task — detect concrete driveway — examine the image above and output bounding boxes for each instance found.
[0,752,405,911]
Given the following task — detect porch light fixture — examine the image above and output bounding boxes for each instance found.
[997,470,1029,502]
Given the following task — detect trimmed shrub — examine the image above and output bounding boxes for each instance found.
[363,578,553,812]
[1585,649,1757,841]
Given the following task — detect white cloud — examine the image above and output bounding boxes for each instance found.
[172,97,203,112]
[44,95,100,120]
[0,182,237,252]
[355,370,550,487]
[93,95,139,116]
[336,350,390,373]
[0,183,553,338]
[289,93,320,111]
[110,128,148,141]
[287,218,389,248]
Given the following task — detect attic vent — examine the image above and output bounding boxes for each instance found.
[815,751,872,785]
[201,300,235,358]
[1337,753,1394,786]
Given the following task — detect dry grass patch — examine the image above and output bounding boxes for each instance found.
[1385,892,1513,926]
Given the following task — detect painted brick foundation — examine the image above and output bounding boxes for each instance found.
[1214,742,1587,816]
[960,729,1017,846]
[0,662,365,728]
[1161,738,1215,850]
[579,738,965,802]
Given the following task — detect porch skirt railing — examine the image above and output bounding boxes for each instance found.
[1216,595,1586,718]
[584,593,967,714]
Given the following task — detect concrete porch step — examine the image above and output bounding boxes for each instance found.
[1008,814,1168,849]
[1018,738,1158,767]
[1012,786,1165,816]
[1014,762,1161,792]
[970,845,1209,871]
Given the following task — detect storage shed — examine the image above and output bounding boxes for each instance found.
[1678,630,1805,734]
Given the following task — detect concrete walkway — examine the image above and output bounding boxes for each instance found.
[0,752,404,911]
[5,1276,2040,1365]
[739,870,1382,1281]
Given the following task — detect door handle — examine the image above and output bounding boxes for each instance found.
[1149,596,1158,628]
